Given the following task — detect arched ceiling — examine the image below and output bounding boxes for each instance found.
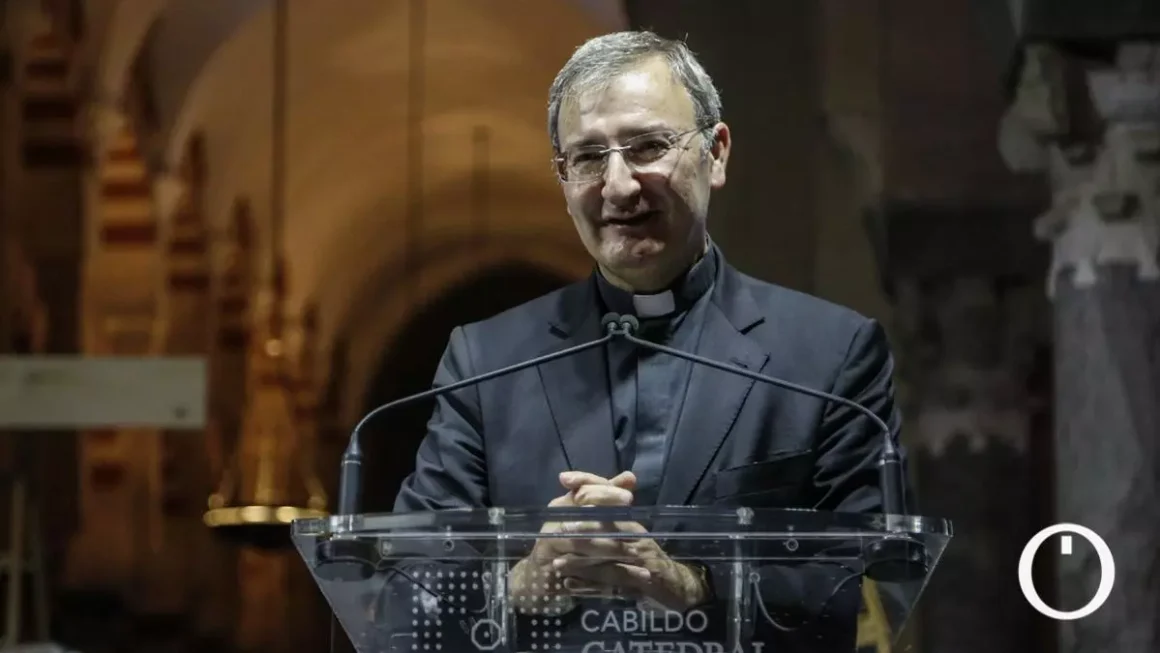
[93,0,626,345]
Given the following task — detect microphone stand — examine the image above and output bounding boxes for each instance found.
[336,326,621,517]
[315,319,619,580]
[604,313,926,582]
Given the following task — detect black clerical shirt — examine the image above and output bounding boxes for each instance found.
[594,245,718,506]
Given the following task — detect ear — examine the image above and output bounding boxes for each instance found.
[707,123,731,189]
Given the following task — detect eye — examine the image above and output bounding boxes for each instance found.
[627,137,671,162]
[569,149,604,165]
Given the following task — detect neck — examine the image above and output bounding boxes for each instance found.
[599,266,671,294]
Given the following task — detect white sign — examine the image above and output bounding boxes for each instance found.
[0,356,206,429]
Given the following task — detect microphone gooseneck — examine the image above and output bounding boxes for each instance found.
[336,319,625,516]
[605,313,924,582]
[318,319,620,582]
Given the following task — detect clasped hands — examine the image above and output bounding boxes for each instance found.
[509,471,709,613]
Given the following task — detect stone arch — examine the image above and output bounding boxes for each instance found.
[339,236,592,426]
[95,0,626,113]
[94,0,267,110]
[355,259,577,509]
[106,0,624,360]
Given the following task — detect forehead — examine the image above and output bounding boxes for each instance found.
[557,57,697,146]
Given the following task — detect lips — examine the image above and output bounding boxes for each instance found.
[603,210,660,227]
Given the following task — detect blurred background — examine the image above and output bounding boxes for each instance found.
[0,0,1157,652]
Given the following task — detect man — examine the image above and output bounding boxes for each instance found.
[393,30,908,649]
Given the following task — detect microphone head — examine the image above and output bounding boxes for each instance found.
[618,314,640,334]
[600,312,623,334]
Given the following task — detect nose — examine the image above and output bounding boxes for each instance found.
[600,150,641,206]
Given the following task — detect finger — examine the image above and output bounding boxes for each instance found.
[559,471,609,490]
[559,520,649,537]
[573,484,633,507]
[538,525,655,567]
[618,521,649,535]
[559,470,637,491]
[547,521,648,558]
[560,577,617,595]
[547,493,576,507]
[540,518,622,557]
[562,577,641,600]
[561,575,646,601]
[535,494,578,562]
[564,562,651,592]
[553,537,630,563]
[609,471,637,490]
[539,494,577,548]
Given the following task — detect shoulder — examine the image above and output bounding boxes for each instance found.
[451,278,589,363]
[728,269,891,381]
[737,270,880,342]
[464,278,584,333]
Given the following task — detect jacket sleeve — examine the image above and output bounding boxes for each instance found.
[812,317,912,514]
[393,325,490,511]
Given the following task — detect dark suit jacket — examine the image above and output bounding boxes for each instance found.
[392,255,910,651]
[395,256,904,514]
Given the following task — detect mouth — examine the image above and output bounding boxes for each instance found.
[603,210,661,228]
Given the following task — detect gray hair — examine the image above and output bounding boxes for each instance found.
[547,31,722,153]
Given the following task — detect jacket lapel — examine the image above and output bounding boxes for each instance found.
[536,279,620,480]
[656,267,769,506]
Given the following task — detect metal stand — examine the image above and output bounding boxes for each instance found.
[0,472,50,648]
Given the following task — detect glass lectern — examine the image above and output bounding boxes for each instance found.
[293,507,950,653]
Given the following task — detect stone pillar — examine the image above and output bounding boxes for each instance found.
[865,203,1052,653]
[13,3,85,561]
[1000,41,1160,652]
[201,198,254,642]
[64,110,162,596]
[155,134,217,648]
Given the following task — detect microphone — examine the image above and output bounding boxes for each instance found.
[604,313,926,583]
[316,315,622,581]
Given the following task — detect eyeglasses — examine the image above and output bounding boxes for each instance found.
[553,126,708,183]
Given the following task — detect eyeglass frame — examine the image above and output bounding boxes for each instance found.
[551,123,715,184]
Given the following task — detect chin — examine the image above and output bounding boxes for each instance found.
[601,238,666,268]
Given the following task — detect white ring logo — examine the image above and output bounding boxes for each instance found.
[1018,523,1115,620]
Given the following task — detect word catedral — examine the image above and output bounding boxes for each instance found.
[576,609,766,653]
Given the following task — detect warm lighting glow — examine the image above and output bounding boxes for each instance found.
[203,504,327,528]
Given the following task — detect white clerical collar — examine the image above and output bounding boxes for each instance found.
[632,292,676,318]
[594,241,718,319]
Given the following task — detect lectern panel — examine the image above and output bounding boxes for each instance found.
[293,507,950,653]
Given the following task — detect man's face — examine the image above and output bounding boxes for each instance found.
[555,57,730,291]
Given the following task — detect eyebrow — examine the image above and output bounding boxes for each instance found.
[564,124,681,149]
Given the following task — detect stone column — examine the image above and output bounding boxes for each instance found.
[865,203,1051,653]
[1000,41,1160,652]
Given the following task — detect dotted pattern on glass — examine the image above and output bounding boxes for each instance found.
[408,567,574,651]
[409,570,483,650]
[517,567,566,649]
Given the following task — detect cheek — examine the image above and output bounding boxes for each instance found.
[669,165,711,212]
[564,189,601,224]
[645,177,697,219]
